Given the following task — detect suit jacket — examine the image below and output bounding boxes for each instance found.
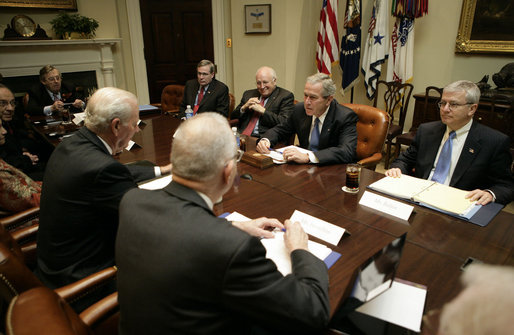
[116,181,330,335]
[263,100,358,165]
[179,78,229,117]
[231,87,294,137]
[391,121,514,205]
[35,127,155,288]
[26,81,81,116]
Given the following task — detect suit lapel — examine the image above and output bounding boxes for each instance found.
[78,127,111,155]
[421,123,446,179]
[200,80,216,108]
[298,109,312,146]
[263,87,279,108]
[318,101,335,149]
[450,122,481,186]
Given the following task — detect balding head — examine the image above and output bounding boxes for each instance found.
[171,113,236,182]
[256,66,277,98]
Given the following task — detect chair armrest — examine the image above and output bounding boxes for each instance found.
[357,152,383,170]
[0,207,39,231]
[79,291,119,328]
[10,224,39,268]
[54,266,117,303]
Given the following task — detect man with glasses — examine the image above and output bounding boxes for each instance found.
[231,66,294,138]
[179,59,229,118]
[116,113,330,334]
[256,73,357,165]
[386,80,513,205]
[26,65,85,116]
[0,84,46,180]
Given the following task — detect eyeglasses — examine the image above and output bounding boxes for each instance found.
[437,101,471,110]
[45,76,62,82]
[234,149,244,162]
[0,100,16,108]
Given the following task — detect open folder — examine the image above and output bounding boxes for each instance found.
[368,175,504,226]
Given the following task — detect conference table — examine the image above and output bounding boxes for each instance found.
[39,112,514,333]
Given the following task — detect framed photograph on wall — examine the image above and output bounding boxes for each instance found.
[0,0,77,10]
[455,0,514,54]
[245,4,271,34]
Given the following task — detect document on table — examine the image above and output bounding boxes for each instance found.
[225,212,341,275]
[368,175,478,217]
[73,111,86,124]
[356,278,427,332]
[264,145,313,164]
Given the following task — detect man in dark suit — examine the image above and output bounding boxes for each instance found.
[36,87,172,296]
[386,80,513,205]
[231,66,294,138]
[179,59,229,118]
[26,65,85,116]
[257,73,357,165]
[116,113,330,335]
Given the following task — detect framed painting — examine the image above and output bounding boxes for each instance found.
[245,4,271,34]
[0,0,77,10]
[455,0,514,54]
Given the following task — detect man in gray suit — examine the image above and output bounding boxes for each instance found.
[116,113,330,335]
[231,66,294,138]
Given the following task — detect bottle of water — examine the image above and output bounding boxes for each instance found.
[185,105,194,119]
[232,127,240,148]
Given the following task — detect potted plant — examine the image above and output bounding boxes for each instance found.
[50,12,99,39]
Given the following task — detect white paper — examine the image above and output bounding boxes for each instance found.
[225,212,334,276]
[290,210,345,246]
[264,146,313,164]
[356,279,427,332]
[369,175,434,200]
[260,232,333,276]
[138,175,172,190]
[125,140,136,150]
[72,111,86,125]
[359,191,414,221]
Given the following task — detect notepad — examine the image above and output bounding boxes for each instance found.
[369,175,478,217]
[264,145,313,164]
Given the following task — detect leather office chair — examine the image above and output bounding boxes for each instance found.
[373,80,414,169]
[394,86,443,161]
[0,206,39,232]
[159,84,185,115]
[0,224,117,332]
[343,103,390,171]
[6,286,119,335]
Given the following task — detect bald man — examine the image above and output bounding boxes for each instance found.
[232,66,294,138]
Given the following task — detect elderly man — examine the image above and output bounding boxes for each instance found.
[231,66,294,138]
[116,113,330,335]
[257,73,357,165]
[386,80,513,205]
[0,84,46,180]
[179,59,229,117]
[36,87,171,293]
[26,65,85,116]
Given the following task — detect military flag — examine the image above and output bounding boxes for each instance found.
[340,0,362,91]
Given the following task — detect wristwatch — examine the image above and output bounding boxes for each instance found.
[11,15,36,37]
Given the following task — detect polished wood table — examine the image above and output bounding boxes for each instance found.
[40,112,513,332]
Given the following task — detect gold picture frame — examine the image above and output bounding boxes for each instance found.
[0,0,77,10]
[455,0,514,54]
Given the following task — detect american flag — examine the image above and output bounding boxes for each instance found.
[316,0,339,75]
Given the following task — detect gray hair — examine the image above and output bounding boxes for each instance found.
[439,264,514,335]
[197,60,215,74]
[84,87,137,133]
[444,80,481,104]
[256,66,277,81]
[306,73,336,97]
[171,113,235,181]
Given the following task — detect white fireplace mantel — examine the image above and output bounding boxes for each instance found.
[0,38,121,88]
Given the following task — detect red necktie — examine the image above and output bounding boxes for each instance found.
[242,98,264,136]
[193,87,204,115]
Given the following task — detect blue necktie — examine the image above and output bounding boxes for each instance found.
[431,131,456,184]
[309,118,320,152]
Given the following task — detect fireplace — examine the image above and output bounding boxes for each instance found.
[0,38,120,99]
